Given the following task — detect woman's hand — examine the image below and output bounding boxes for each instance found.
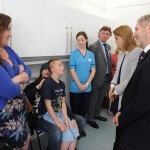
[20,83,24,91]
[36,79,45,90]
[19,64,24,73]
[78,84,86,92]
[83,82,89,89]
[11,65,29,84]
[39,79,45,88]
[109,87,116,102]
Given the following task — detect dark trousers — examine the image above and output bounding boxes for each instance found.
[70,92,91,117]
[113,127,122,150]
[37,118,62,150]
[87,77,109,121]
[75,114,85,133]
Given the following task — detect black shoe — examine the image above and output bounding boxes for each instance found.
[77,134,82,140]
[77,130,86,140]
[87,121,99,129]
[94,115,107,121]
[81,130,86,137]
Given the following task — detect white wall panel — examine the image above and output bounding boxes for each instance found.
[42,1,114,56]
[4,0,42,57]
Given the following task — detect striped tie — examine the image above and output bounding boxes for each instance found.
[103,44,111,73]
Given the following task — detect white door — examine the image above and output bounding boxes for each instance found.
[4,0,42,57]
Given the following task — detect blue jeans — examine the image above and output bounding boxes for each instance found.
[36,118,62,150]
[75,114,85,133]
[43,112,79,142]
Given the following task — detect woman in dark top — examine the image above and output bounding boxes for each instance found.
[24,62,50,111]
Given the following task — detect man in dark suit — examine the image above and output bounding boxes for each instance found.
[113,14,150,150]
[87,26,112,128]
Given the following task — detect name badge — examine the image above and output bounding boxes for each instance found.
[88,58,92,62]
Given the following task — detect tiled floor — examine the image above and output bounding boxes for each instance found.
[29,109,115,150]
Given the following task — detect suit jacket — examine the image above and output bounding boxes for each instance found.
[89,40,111,87]
[111,48,142,110]
[118,50,150,150]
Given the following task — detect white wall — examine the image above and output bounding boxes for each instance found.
[106,0,150,9]
[1,0,115,56]
[103,0,150,49]
[80,0,105,10]
[2,0,149,52]
[41,1,114,56]
[70,0,150,50]
[47,0,115,51]
[106,2,150,30]
[3,0,43,57]
[55,0,150,30]
[51,0,112,20]
[0,0,4,12]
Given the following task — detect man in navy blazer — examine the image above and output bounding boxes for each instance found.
[113,14,150,150]
[87,26,112,128]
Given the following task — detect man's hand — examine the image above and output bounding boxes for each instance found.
[113,112,121,126]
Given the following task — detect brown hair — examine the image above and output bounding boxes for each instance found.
[115,47,120,54]
[0,13,11,62]
[99,26,112,36]
[76,31,88,49]
[113,25,136,51]
[0,13,11,47]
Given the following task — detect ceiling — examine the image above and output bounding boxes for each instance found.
[80,0,150,10]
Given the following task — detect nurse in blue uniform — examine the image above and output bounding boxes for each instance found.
[69,31,96,118]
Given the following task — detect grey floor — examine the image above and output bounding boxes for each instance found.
[29,109,116,150]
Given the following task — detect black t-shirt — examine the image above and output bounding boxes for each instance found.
[39,76,66,114]
[24,79,41,110]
